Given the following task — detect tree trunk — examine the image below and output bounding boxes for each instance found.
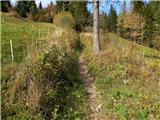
[93,0,100,55]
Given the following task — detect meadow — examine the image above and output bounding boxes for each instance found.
[1,13,90,119]
[1,11,160,120]
[1,12,55,64]
[1,12,55,95]
[81,32,160,119]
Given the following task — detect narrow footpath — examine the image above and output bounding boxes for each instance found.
[79,56,104,120]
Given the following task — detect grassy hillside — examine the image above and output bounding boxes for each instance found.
[1,12,55,97]
[108,33,160,62]
[1,12,55,64]
[81,32,160,119]
[1,13,90,119]
[2,12,159,119]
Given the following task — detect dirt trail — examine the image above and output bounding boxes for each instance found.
[79,56,105,120]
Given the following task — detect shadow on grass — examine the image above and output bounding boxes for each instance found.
[40,43,88,120]
[144,54,160,60]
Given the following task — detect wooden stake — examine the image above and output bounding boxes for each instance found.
[142,50,145,58]
[10,39,14,62]
[38,29,41,39]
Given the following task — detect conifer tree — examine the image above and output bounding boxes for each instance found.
[108,5,117,33]
[132,0,145,16]
[144,1,160,48]
[118,16,125,37]
[68,1,89,31]
[117,1,127,37]
[16,1,28,17]
[38,1,42,10]
[55,1,89,31]
[121,1,127,14]
[55,1,70,12]
[100,12,109,31]
[0,0,12,12]
[143,1,156,47]
[16,0,37,20]
[30,1,38,18]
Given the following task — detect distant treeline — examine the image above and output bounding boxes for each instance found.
[1,0,159,50]
[0,0,54,22]
[0,0,91,32]
[100,1,160,50]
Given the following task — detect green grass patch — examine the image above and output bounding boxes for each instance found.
[115,104,128,120]
[1,12,55,64]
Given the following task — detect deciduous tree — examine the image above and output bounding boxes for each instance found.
[93,0,100,55]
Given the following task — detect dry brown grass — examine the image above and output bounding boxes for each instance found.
[81,31,160,119]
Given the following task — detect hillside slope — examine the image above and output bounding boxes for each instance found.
[80,32,160,119]
[1,12,160,119]
[1,12,55,64]
[1,13,90,119]
[1,12,55,99]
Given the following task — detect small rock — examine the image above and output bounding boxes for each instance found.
[96,103,105,112]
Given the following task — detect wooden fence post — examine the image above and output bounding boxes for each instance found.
[10,39,14,62]
[48,30,50,36]
[38,29,41,39]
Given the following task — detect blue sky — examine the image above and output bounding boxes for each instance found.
[10,0,132,14]
[88,0,131,14]
[11,0,56,8]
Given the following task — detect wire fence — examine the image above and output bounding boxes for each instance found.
[2,29,54,65]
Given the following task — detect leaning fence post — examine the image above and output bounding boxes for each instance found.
[142,49,145,58]
[10,39,14,62]
[38,29,41,39]
[48,30,50,36]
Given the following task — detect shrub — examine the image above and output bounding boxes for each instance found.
[2,26,87,119]
[54,12,75,28]
[2,45,72,119]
